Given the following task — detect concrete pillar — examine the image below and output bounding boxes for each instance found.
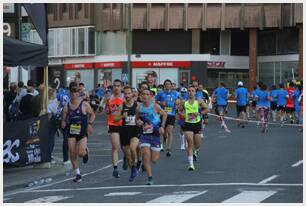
[248,28,257,90]
[298,24,303,80]
[192,29,200,54]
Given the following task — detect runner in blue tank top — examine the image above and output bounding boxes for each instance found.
[136,88,167,185]
[155,79,180,157]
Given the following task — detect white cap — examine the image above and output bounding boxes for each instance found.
[180,87,187,92]
[238,81,243,86]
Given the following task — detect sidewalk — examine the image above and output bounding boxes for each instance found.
[3,156,67,193]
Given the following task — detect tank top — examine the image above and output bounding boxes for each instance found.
[139,102,160,135]
[107,95,124,126]
[286,87,295,108]
[67,100,88,136]
[184,100,201,123]
[122,101,137,126]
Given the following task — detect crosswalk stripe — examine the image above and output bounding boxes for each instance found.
[291,160,303,167]
[105,192,142,196]
[147,190,207,203]
[222,191,277,203]
[25,195,73,203]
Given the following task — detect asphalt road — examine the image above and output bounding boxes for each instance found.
[3,111,303,203]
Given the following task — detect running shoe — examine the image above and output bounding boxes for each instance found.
[141,164,146,172]
[73,174,82,183]
[112,169,120,178]
[280,121,285,128]
[82,147,89,164]
[166,149,171,157]
[129,166,139,182]
[193,150,199,161]
[180,143,185,150]
[188,165,195,171]
[146,180,154,185]
[160,144,164,152]
[136,161,142,172]
[122,157,128,171]
[224,128,231,133]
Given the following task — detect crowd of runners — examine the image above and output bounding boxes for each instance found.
[57,73,303,185]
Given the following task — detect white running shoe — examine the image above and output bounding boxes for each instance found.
[200,133,204,139]
[180,144,185,150]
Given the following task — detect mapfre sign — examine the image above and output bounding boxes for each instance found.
[132,61,191,68]
[207,61,225,68]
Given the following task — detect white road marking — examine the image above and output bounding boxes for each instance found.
[3,197,12,201]
[257,175,279,184]
[25,195,73,203]
[52,153,111,157]
[222,191,277,203]
[3,160,122,197]
[20,183,302,194]
[291,160,303,167]
[147,190,207,203]
[105,192,142,197]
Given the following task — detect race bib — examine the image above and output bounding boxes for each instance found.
[164,106,172,113]
[187,114,197,123]
[143,123,153,134]
[125,115,136,126]
[70,124,81,135]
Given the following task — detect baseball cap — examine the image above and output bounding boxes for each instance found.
[237,81,243,86]
[180,87,187,92]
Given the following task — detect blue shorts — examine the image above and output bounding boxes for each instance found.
[139,135,161,152]
[217,105,227,114]
[177,119,185,126]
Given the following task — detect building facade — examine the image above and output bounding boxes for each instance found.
[27,3,302,91]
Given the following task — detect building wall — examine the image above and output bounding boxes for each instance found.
[101,31,127,54]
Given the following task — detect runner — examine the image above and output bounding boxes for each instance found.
[155,79,180,157]
[121,85,140,182]
[179,85,208,170]
[276,83,288,127]
[270,85,278,122]
[234,81,248,128]
[105,79,124,178]
[285,82,296,123]
[255,84,271,133]
[136,88,167,185]
[61,82,95,182]
[212,82,231,133]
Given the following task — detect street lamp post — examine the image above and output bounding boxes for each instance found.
[127,3,132,86]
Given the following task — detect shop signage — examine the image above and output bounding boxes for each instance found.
[207,61,225,68]
[95,62,122,69]
[132,61,191,68]
[64,63,93,70]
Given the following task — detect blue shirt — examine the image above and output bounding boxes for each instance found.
[139,102,161,135]
[180,92,189,101]
[235,87,248,106]
[256,90,270,107]
[270,89,278,102]
[213,87,228,106]
[293,90,301,112]
[155,90,179,116]
[195,90,204,101]
[276,89,288,106]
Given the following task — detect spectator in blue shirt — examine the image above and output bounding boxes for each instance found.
[235,81,248,128]
[212,82,230,133]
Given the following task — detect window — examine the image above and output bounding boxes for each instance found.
[62,3,67,13]
[200,30,220,55]
[47,4,53,14]
[258,30,277,56]
[231,29,249,56]
[78,28,85,54]
[277,29,298,55]
[48,30,55,56]
[88,27,95,54]
[77,3,82,11]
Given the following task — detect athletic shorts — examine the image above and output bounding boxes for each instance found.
[67,123,88,142]
[217,105,227,114]
[286,107,295,113]
[252,101,257,107]
[67,135,87,142]
[139,135,161,152]
[277,105,286,111]
[108,125,122,134]
[270,101,277,111]
[177,119,185,126]
[120,126,140,146]
[183,121,202,134]
[165,115,176,126]
[236,105,247,114]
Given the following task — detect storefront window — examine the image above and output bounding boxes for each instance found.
[78,28,85,55]
[231,29,249,56]
[258,30,277,56]
[200,30,220,55]
[277,29,299,55]
[258,62,274,86]
[88,27,95,54]
[207,70,248,90]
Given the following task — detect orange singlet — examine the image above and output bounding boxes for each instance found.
[107,95,124,126]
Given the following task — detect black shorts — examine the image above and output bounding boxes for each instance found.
[202,114,209,120]
[286,107,295,113]
[108,125,122,134]
[67,123,87,141]
[277,106,286,111]
[183,122,202,134]
[165,115,176,126]
[120,126,140,146]
[270,101,277,110]
[252,101,257,107]
[237,105,247,114]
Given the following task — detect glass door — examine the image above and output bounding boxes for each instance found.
[179,70,190,87]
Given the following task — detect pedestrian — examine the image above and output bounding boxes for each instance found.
[155,79,180,156]
[234,81,248,128]
[61,81,95,182]
[79,82,90,101]
[4,82,17,122]
[105,79,124,178]
[255,83,271,133]
[136,88,167,185]
[212,82,231,133]
[121,85,140,181]
[276,83,288,127]
[179,85,208,170]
